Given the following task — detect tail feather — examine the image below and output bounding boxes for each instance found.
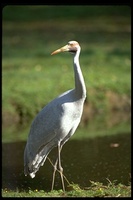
[24,148,48,178]
[24,141,56,178]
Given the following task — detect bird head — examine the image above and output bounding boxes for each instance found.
[51,41,80,55]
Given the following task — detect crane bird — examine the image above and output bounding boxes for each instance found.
[24,41,86,191]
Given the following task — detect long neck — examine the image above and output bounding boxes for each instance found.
[73,47,86,99]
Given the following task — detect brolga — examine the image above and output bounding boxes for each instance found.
[24,41,86,191]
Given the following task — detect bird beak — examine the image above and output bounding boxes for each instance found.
[51,44,69,55]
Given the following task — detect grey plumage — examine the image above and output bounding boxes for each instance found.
[24,41,86,190]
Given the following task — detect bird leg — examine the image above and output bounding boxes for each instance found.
[58,142,65,192]
[51,157,58,191]
[47,156,70,191]
[48,143,65,191]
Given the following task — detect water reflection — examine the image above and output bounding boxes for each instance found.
[2,133,131,191]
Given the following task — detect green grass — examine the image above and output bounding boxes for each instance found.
[3,5,130,21]
[2,6,131,125]
[2,181,131,197]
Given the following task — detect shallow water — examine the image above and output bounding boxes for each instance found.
[2,132,131,191]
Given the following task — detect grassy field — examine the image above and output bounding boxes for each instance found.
[2,181,131,197]
[2,5,131,127]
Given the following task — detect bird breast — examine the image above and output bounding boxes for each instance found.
[57,99,84,141]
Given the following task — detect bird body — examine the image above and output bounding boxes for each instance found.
[24,41,86,190]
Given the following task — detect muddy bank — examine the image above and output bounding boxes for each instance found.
[81,91,131,126]
[2,91,131,128]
